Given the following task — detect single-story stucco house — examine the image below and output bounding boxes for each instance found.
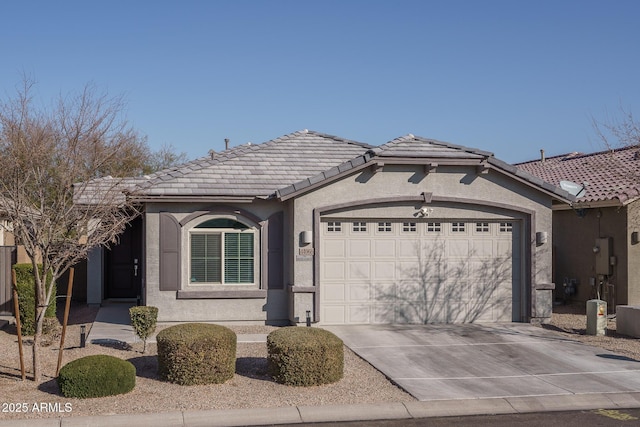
[517,146,640,310]
[79,130,573,325]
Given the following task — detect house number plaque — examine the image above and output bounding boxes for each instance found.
[299,247,315,256]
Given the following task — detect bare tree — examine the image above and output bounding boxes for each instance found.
[143,143,188,175]
[0,79,151,381]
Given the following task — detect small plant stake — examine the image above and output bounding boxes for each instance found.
[11,270,25,381]
[56,268,74,377]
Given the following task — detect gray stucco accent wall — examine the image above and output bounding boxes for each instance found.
[144,200,290,323]
[289,163,554,324]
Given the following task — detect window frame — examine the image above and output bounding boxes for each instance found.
[186,216,259,288]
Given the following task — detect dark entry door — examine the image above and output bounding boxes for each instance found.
[106,218,143,299]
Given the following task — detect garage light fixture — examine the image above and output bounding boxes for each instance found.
[536,231,548,245]
[301,231,313,245]
[418,207,433,217]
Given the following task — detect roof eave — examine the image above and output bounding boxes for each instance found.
[489,158,575,204]
[130,195,258,203]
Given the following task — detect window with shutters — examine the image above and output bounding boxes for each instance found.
[189,218,255,284]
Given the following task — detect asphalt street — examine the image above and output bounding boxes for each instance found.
[274,407,640,427]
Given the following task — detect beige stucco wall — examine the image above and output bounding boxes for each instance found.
[291,163,555,324]
[553,206,628,307]
[144,200,291,324]
[626,200,640,305]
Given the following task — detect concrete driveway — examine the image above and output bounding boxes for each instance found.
[325,323,640,401]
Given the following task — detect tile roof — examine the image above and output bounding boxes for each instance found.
[278,134,573,201]
[132,130,373,198]
[377,134,493,159]
[75,131,574,204]
[516,146,640,205]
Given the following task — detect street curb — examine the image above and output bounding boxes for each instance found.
[3,393,640,426]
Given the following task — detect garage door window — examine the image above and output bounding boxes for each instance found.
[499,222,513,233]
[402,222,417,233]
[190,219,255,284]
[475,222,490,233]
[427,222,441,233]
[377,222,392,232]
[452,222,466,232]
[327,221,342,232]
[352,222,367,232]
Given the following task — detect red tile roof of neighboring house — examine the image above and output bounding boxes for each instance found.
[516,146,640,205]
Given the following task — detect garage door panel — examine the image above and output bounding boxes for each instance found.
[323,261,346,280]
[425,301,468,323]
[323,283,345,301]
[348,305,371,323]
[399,240,421,257]
[322,240,345,258]
[374,240,396,257]
[497,240,513,257]
[373,304,395,323]
[348,261,371,279]
[471,240,494,258]
[349,240,371,257]
[447,240,470,257]
[446,280,472,301]
[445,260,470,281]
[395,303,425,323]
[321,219,520,325]
[373,261,396,280]
[322,305,346,324]
[422,240,446,256]
[349,283,371,301]
[372,282,396,301]
[397,279,448,302]
[397,261,421,278]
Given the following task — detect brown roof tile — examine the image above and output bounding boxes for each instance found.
[516,146,640,204]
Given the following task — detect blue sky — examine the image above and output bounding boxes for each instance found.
[2,0,639,163]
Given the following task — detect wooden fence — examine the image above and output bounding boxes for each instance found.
[0,246,17,315]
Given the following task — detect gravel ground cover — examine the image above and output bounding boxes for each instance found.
[0,303,413,420]
[1,302,638,421]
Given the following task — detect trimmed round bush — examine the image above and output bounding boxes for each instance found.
[57,355,136,398]
[156,323,236,385]
[267,327,344,386]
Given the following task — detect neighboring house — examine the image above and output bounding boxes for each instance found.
[517,146,640,310]
[79,130,572,325]
[0,220,38,316]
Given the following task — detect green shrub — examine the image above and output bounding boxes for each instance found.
[129,306,158,353]
[57,355,136,398]
[13,263,56,336]
[156,323,236,385]
[267,327,344,386]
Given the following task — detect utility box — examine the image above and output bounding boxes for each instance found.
[586,299,607,336]
[595,237,612,276]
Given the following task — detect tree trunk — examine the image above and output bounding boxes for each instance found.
[32,305,46,382]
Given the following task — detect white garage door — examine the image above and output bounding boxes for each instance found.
[320,219,521,324]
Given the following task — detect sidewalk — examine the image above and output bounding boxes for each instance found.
[2,393,640,426]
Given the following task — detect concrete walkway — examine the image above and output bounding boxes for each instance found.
[88,304,268,344]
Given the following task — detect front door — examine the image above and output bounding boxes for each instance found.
[106,217,143,299]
